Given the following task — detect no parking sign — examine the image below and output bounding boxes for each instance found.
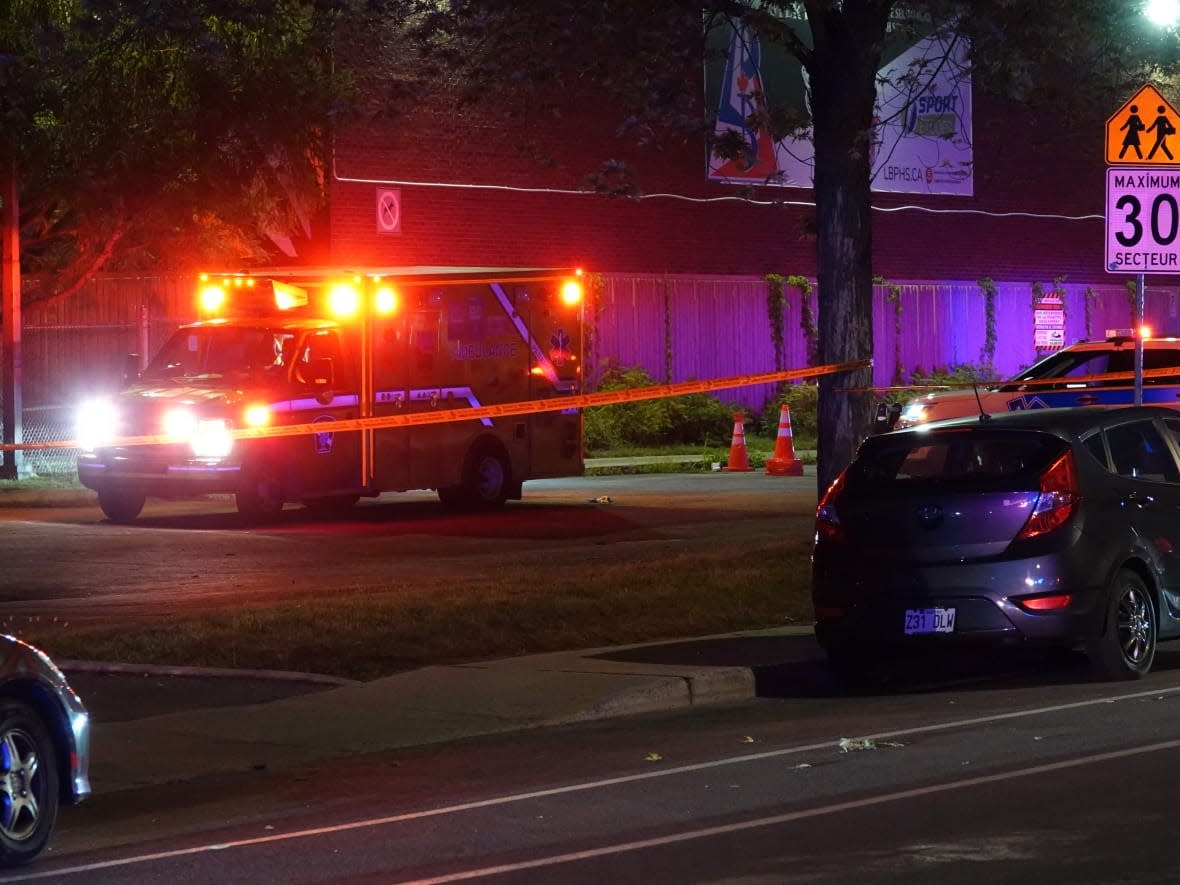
[376,188,402,235]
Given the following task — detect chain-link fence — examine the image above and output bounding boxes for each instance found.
[2,406,77,476]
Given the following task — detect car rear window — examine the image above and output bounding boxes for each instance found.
[850,429,1067,488]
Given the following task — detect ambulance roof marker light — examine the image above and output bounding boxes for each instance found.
[199,283,227,314]
[329,281,361,318]
[375,285,398,316]
[272,280,308,311]
[560,279,583,307]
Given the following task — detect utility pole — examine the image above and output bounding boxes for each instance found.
[1,159,22,479]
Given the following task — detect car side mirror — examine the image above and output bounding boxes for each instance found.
[121,353,141,387]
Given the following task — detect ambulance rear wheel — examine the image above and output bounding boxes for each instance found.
[462,446,511,509]
[236,465,286,523]
[97,487,145,523]
[436,486,465,508]
[301,494,359,515]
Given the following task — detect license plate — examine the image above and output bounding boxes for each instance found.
[904,607,956,635]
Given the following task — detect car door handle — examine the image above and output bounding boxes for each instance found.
[1075,394,1099,405]
[1122,492,1156,509]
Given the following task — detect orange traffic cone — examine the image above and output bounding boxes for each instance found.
[722,412,754,472]
[765,404,804,476]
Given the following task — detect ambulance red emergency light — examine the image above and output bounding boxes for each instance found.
[76,267,585,522]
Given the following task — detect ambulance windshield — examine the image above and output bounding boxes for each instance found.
[142,326,297,385]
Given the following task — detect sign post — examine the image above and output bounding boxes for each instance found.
[1105,83,1180,404]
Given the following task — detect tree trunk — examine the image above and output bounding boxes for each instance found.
[807,4,888,493]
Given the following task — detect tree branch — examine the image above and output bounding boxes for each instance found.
[26,218,129,309]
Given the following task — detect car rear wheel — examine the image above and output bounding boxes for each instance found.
[823,645,887,694]
[96,487,145,523]
[1088,569,1157,681]
[464,447,510,509]
[0,701,59,867]
[436,486,466,508]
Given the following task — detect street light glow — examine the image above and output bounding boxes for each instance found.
[1146,0,1180,27]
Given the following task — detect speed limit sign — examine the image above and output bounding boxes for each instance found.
[1105,167,1180,273]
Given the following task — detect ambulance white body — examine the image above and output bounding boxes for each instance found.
[76,267,585,522]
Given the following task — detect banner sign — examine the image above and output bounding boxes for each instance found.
[706,19,974,195]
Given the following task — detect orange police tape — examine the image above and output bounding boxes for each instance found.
[0,359,873,452]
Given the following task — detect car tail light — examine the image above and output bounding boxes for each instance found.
[1016,593,1073,612]
[815,467,850,544]
[1015,450,1079,541]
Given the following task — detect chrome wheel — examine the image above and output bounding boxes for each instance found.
[1088,569,1156,681]
[0,702,58,865]
[1117,582,1155,670]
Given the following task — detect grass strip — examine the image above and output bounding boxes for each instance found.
[16,538,815,681]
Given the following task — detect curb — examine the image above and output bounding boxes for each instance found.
[58,659,358,688]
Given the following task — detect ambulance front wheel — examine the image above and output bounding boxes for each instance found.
[97,486,146,523]
[236,463,286,523]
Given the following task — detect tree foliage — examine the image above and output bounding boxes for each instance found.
[1,0,372,304]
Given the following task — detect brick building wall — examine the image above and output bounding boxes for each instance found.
[327,86,1119,285]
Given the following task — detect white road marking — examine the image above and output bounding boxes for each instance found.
[7,684,1180,882]
[398,738,1180,883]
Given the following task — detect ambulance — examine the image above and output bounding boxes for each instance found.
[76,267,586,522]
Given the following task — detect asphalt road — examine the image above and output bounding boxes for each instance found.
[7,473,1177,883]
[19,648,1180,884]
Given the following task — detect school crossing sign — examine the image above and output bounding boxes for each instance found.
[1106,84,1180,274]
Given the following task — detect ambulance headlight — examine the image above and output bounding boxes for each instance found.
[162,408,198,441]
[190,419,233,458]
[76,399,119,452]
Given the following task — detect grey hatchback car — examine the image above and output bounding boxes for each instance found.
[0,636,90,866]
[812,406,1180,683]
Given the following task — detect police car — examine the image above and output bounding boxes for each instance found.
[890,332,1180,430]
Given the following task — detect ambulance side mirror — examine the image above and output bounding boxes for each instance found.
[303,357,335,404]
[121,353,141,388]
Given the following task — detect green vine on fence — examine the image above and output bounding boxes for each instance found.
[584,272,605,389]
[978,277,997,370]
[662,277,673,383]
[1084,286,1097,339]
[1126,279,1139,327]
[786,275,818,366]
[874,275,904,384]
[765,274,787,377]
[1052,275,1068,322]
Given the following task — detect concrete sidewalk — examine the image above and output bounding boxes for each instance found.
[69,627,822,793]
